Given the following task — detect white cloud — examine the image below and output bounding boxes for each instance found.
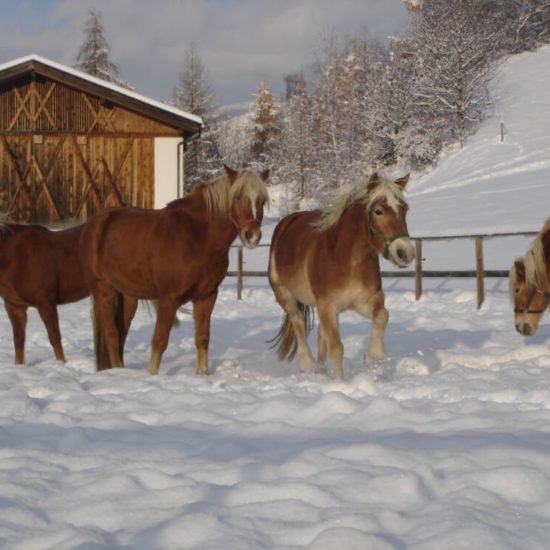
[0,0,410,106]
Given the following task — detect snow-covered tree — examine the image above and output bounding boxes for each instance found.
[312,39,374,188]
[172,42,219,189]
[217,114,253,168]
[407,0,504,147]
[248,80,281,169]
[278,73,316,200]
[74,9,130,88]
[506,0,550,51]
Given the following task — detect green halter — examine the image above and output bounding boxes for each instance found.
[368,224,410,260]
[514,287,550,315]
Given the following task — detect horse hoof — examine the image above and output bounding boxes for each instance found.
[364,351,384,365]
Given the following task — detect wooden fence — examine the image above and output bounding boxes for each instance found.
[226,231,537,308]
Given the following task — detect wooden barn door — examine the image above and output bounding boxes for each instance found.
[0,134,153,223]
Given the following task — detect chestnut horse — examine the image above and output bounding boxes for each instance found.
[509,218,550,336]
[0,222,88,363]
[268,172,414,380]
[80,165,270,374]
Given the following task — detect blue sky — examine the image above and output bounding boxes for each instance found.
[0,0,410,109]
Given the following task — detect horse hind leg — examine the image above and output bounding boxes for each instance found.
[271,283,315,373]
[93,285,125,370]
[120,295,139,360]
[317,323,328,366]
[36,301,65,362]
[5,302,27,364]
[148,297,180,375]
[317,301,344,380]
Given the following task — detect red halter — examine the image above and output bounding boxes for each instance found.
[230,216,259,231]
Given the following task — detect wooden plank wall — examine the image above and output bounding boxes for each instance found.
[0,75,176,223]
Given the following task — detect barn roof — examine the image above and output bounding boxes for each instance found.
[0,54,202,138]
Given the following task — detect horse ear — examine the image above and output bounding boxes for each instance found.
[260,168,270,182]
[514,259,525,279]
[394,174,410,189]
[224,165,239,184]
[367,172,380,191]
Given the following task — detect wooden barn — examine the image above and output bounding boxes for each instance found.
[0,54,202,223]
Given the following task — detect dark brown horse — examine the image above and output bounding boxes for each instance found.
[268,172,414,380]
[0,222,88,364]
[80,165,270,374]
[510,218,550,336]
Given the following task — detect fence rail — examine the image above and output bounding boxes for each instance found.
[227,231,538,308]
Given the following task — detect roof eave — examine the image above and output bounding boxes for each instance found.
[0,55,202,137]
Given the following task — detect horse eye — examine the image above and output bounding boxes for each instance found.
[375,208,383,216]
[515,288,519,294]
[234,194,242,201]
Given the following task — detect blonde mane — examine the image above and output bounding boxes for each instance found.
[198,169,270,218]
[524,217,550,290]
[508,262,521,303]
[314,177,405,231]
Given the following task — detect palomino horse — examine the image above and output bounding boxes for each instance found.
[80,165,270,374]
[268,172,414,380]
[0,222,88,363]
[509,218,550,336]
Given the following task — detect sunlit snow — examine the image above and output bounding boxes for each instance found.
[1,47,549,549]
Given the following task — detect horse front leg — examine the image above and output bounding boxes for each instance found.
[148,297,180,375]
[317,301,344,380]
[193,291,218,375]
[36,301,65,362]
[356,290,388,363]
[5,302,27,364]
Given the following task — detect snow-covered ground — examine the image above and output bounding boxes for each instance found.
[1,48,550,549]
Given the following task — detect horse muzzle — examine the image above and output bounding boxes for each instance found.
[388,237,415,268]
[240,222,262,249]
[514,313,541,336]
[515,320,536,336]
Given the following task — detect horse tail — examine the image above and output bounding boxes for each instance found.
[92,292,126,371]
[269,302,314,361]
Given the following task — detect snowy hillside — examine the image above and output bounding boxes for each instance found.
[407,45,550,236]
[0,48,550,549]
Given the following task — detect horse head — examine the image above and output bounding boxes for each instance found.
[225,165,270,248]
[367,172,414,268]
[510,258,549,336]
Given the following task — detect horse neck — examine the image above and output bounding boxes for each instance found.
[332,203,373,254]
[180,190,238,251]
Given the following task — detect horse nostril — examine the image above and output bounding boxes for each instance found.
[245,230,252,241]
[522,324,532,336]
[397,248,406,261]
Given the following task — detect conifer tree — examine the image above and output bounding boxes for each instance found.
[74,9,129,88]
[172,43,219,189]
[249,80,281,168]
[279,73,315,200]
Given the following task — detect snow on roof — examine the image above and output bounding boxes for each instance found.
[0,53,203,128]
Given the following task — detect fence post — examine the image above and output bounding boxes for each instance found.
[237,246,243,300]
[415,239,423,300]
[500,121,504,142]
[475,237,485,309]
